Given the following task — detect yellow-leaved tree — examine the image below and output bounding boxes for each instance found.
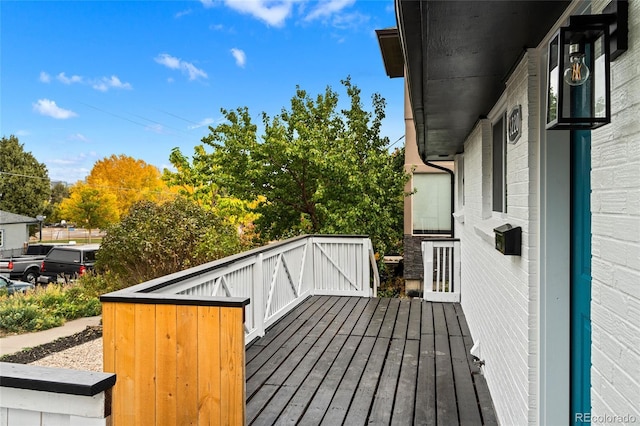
[58,182,119,242]
[87,154,173,217]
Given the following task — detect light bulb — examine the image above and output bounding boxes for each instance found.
[563,43,590,86]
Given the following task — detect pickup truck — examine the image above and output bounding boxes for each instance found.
[0,243,68,284]
[38,244,100,284]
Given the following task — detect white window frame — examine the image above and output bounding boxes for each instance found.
[411,172,452,235]
[492,112,507,213]
[488,94,508,216]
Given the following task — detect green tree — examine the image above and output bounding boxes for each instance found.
[58,181,119,241]
[44,182,70,223]
[166,78,409,255]
[96,197,245,284]
[163,145,263,245]
[0,135,51,218]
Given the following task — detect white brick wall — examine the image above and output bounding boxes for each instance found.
[457,52,539,426]
[446,2,640,424]
[590,0,640,421]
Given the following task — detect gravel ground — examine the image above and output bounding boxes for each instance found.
[31,338,104,372]
[0,326,104,372]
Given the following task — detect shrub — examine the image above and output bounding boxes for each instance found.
[0,282,101,334]
[74,271,126,298]
[96,197,246,286]
[377,276,405,298]
[0,296,64,332]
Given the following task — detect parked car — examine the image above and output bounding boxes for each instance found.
[38,244,100,284]
[0,275,35,295]
[0,243,70,284]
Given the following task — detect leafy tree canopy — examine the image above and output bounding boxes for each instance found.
[96,197,246,284]
[44,182,70,222]
[87,154,171,217]
[58,181,119,240]
[166,78,409,255]
[163,145,263,244]
[0,135,51,218]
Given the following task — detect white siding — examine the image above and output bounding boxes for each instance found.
[590,0,640,420]
[456,52,539,426]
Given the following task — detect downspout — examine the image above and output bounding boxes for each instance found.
[424,160,455,237]
[418,0,455,237]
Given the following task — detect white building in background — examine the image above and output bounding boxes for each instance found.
[0,210,38,257]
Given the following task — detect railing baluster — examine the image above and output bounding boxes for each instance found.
[448,246,454,292]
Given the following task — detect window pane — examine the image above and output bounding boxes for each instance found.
[412,173,452,234]
[493,116,505,212]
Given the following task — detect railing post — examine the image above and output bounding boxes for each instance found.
[423,241,434,296]
[362,238,370,296]
[254,253,265,338]
[305,237,315,295]
[454,240,461,295]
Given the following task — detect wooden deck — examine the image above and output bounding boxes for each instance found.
[245,296,497,425]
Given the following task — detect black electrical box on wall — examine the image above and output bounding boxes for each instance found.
[494,224,522,256]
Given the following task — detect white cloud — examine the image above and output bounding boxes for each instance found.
[57,72,84,85]
[215,0,294,27]
[15,130,30,136]
[329,11,369,30]
[69,133,89,142]
[230,48,246,68]
[44,71,132,92]
[155,53,208,80]
[145,124,166,134]
[305,0,355,21]
[33,99,77,119]
[92,75,133,92]
[210,0,360,28]
[188,117,216,130]
[155,53,182,70]
[175,9,192,18]
[49,158,78,166]
[183,62,208,80]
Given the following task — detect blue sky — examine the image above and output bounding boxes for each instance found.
[1,0,404,184]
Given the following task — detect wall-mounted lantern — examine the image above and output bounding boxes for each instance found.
[546,0,628,130]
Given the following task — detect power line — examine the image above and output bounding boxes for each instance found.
[156,109,202,125]
[0,171,50,181]
[387,134,405,149]
[76,102,193,136]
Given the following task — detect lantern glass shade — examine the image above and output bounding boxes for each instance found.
[546,23,611,130]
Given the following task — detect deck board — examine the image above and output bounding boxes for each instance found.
[246,296,496,425]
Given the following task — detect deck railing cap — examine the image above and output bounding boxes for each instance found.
[0,362,116,396]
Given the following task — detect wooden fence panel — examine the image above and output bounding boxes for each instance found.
[102,301,245,425]
[134,303,156,422]
[197,306,221,426]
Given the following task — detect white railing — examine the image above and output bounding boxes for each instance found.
[422,239,461,302]
[149,235,379,344]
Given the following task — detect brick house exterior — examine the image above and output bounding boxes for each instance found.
[380,0,640,424]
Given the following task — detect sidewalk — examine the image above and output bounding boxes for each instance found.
[0,316,101,357]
